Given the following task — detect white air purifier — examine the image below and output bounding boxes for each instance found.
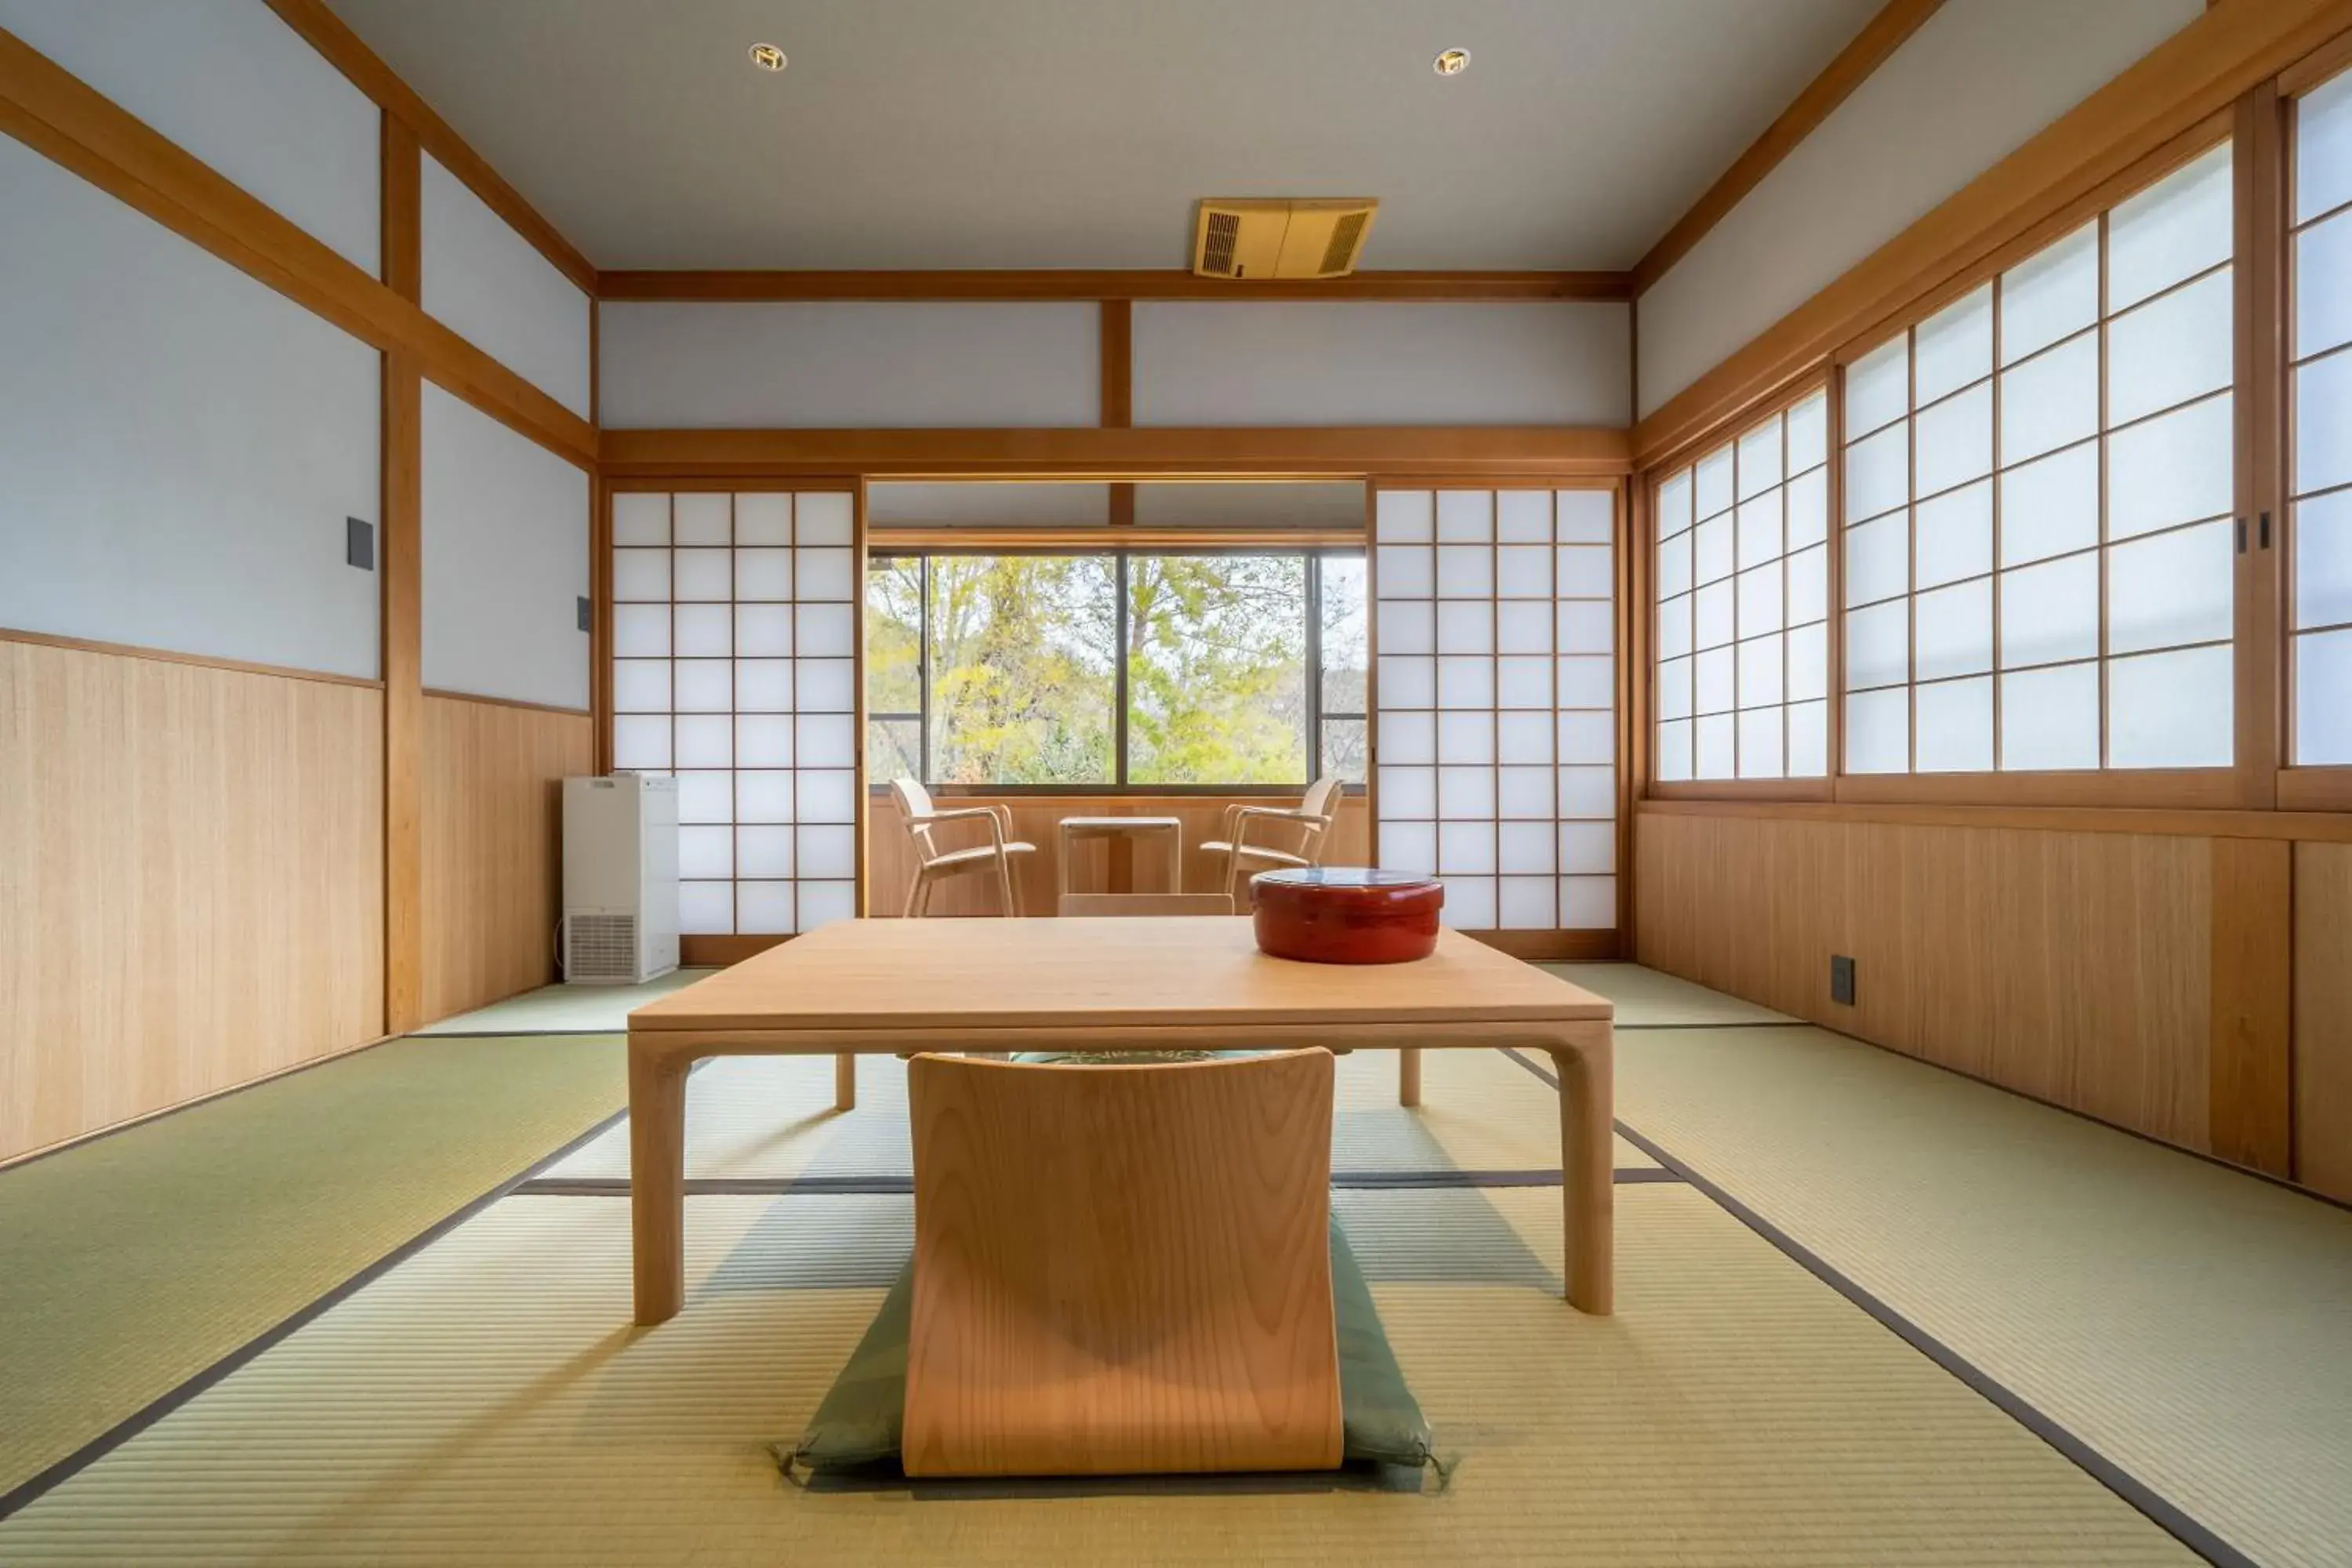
[561,774,681,985]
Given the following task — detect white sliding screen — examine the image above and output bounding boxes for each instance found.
[608,489,861,935]
[2293,67,2352,766]
[1838,140,2236,775]
[1372,487,1617,931]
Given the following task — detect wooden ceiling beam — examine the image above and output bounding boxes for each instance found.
[1631,0,1945,297]
[600,426,1632,480]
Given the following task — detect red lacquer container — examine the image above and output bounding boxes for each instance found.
[1252,868,1444,964]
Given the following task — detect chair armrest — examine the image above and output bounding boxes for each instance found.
[1229,806,1318,854]
[908,804,1006,851]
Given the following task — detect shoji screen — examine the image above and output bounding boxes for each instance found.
[1373,487,1617,931]
[2293,68,2352,765]
[609,489,860,935]
[1838,140,2236,774]
[1651,390,1832,781]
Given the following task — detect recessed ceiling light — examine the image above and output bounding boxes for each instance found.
[1433,48,1470,77]
[748,42,787,72]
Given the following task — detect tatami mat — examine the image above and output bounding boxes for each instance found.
[412,971,717,1036]
[1541,961,1795,1027]
[0,1035,626,1502]
[1610,1020,2352,1568]
[540,1047,1657,1182]
[0,1185,2189,1566]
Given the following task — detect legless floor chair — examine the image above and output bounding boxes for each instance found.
[902,1050,1341,1477]
[785,1049,1435,1480]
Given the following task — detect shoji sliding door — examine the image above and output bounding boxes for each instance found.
[1372,487,1618,933]
[608,488,861,937]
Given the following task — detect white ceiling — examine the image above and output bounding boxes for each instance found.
[323,0,1882,272]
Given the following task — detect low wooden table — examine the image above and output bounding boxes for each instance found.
[625,917,1615,1323]
[1056,815,1183,896]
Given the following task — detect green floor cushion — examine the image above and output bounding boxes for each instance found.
[784,1215,1433,1476]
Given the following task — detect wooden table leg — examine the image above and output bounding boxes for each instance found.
[630,1040,689,1326]
[1108,833,1134,894]
[1549,1029,1614,1315]
[835,1051,857,1111]
[1399,1047,1422,1108]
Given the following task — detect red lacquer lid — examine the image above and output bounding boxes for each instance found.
[1252,868,1444,965]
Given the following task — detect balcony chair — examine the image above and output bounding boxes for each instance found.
[1200,775,1344,905]
[890,777,1036,916]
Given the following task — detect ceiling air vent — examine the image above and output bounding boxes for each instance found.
[1192,198,1378,280]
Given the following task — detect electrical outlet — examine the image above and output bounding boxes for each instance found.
[1830,954,1857,1007]
[577,595,593,633]
[345,517,375,571]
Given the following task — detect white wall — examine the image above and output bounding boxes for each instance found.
[0,0,380,274]
[597,302,1100,428]
[1134,482,1366,528]
[420,383,590,709]
[1638,0,2202,416]
[0,135,381,677]
[1134,303,1630,426]
[867,482,1111,528]
[421,154,593,419]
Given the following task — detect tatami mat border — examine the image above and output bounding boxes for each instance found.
[514,1167,1688,1197]
[1498,1046,2255,1568]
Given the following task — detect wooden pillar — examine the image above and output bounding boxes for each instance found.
[380,111,423,1034]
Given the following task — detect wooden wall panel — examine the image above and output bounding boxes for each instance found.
[2294,842,2352,1203]
[1633,809,2212,1151]
[0,640,383,1161]
[419,693,592,1023]
[864,793,1369,920]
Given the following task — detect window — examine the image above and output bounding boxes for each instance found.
[609,489,859,936]
[1373,488,1618,931]
[1839,140,2237,775]
[1653,390,1831,781]
[2293,69,2352,764]
[866,550,1365,788]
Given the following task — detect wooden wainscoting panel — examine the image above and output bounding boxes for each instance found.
[0,639,383,1160]
[864,793,1370,920]
[2294,842,2352,1202]
[419,693,593,1023]
[2208,838,2293,1176]
[1634,809,2212,1151]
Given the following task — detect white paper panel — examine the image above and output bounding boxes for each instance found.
[1844,423,1910,523]
[2301,69,2352,225]
[1915,285,1994,406]
[2002,222,2100,365]
[2107,521,2233,655]
[1915,382,1993,498]
[2296,488,2352,633]
[1695,713,1736,779]
[2294,348,2352,498]
[2298,208,2352,361]
[1915,481,1992,589]
[2000,662,2101,771]
[1846,511,1910,608]
[1846,336,1909,438]
[1737,708,1784,779]
[2108,644,2232,768]
[1999,441,2101,566]
[1788,699,1829,775]
[2107,142,2232,312]
[2000,554,2101,668]
[1999,332,2100,462]
[2107,267,2232,426]
[2296,626,2352,764]
[1915,578,1992,681]
[1845,687,1910,774]
[2110,394,2234,540]
[1845,600,1910,691]
[1377,490,1435,543]
[1915,676,1994,772]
